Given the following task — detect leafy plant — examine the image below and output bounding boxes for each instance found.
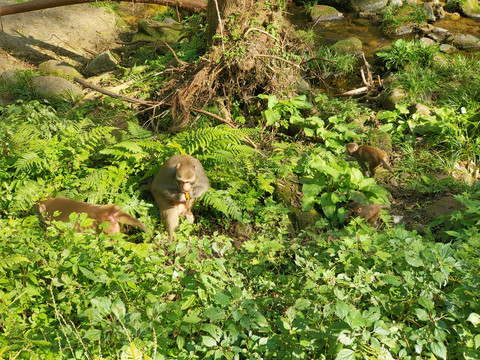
[376,39,439,71]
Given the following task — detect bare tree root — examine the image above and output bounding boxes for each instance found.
[152,1,307,132]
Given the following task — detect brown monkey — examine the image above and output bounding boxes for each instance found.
[35,196,147,234]
[150,154,210,239]
[348,201,390,227]
[346,143,394,177]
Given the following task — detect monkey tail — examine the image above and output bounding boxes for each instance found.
[380,205,390,210]
[382,160,394,173]
[117,213,147,232]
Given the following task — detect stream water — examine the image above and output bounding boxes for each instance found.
[288,5,480,59]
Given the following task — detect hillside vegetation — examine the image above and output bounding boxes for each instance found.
[1,2,480,360]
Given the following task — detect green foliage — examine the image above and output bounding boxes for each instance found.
[381,4,429,36]
[376,39,439,71]
[259,94,358,150]
[297,146,390,224]
[308,45,358,78]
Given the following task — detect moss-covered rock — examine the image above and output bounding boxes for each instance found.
[331,37,362,54]
[460,0,480,18]
[38,60,82,80]
[133,18,183,43]
[30,75,83,100]
[310,5,344,21]
[84,51,120,76]
[350,0,388,12]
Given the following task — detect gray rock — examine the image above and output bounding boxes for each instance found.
[311,5,344,22]
[350,0,388,12]
[395,23,415,35]
[419,37,436,46]
[38,60,82,80]
[134,18,183,43]
[30,75,83,100]
[447,33,480,50]
[381,88,407,110]
[423,2,436,22]
[409,103,431,116]
[432,1,446,19]
[439,43,456,53]
[0,69,20,87]
[84,51,119,76]
[0,0,127,72]
[425,196,465,220]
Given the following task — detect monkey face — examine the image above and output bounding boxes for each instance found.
[346,143,359,155]
[176,164,197,191]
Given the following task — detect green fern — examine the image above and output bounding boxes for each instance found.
[0,254,30,272]
[127,121,153,140]
[121,343,145,360]
[202,188,244,221]
[14,152,49,174]
[170,126,258,159]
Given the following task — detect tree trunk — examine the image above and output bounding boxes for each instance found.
[205,0,254,46]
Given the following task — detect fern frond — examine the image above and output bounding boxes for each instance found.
[127,121,153,140]
[122,343,144,360]
[14,152,47,173]
[202,189,243,221]
[0,254,30,272]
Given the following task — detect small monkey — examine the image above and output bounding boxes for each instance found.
[348,201,390,227]
[150,154,210,239]
[35,196,147,235]
[346,143,394,178]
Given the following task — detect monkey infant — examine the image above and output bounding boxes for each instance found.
[150,154,210,239]
[348,201,390,227]
[346,143,394,178]
[35,196,147,234]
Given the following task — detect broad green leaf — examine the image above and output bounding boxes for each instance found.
[418,296,434,311]
[176,335,185,350]
[335,348,355,360]
[204,306,226,321]
[335,301,349,319]
[294,298,311,310]
[183,310,202,324]
[430,341,447,360]
[467,313,480,326]
[202,336,217,347]
[414,308,429,322]
[181,294,196,310]
[112,298,126,319]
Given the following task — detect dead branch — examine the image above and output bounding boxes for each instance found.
[162,40,188,67]
[73,77,155,105]
[254,54,301,69]
[244,27,278,41]
[0,0,206,17]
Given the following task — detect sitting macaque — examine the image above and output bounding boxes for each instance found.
[348,201,390,227]
[35,196,147,235]
[150,154,210,239]
[346,143,394,177]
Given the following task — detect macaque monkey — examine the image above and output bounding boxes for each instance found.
[150,154,210,239]
[346,143,394,177]
[35,196,147,234]
[348,201,390,227]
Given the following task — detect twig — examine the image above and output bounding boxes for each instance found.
[254,54,301,69]
[301,56,335,64]
[162,40,188,67]
[338,86,368,96]
[244,27,278,41]
[73,77,155,105]
[213,0,225,52]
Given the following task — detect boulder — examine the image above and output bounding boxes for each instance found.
[350,0,388,12]
[461,0,480,18]
[331,37,363,54]
[439,43,456,53]
[425,196,464,220]
[381,88,407,110]
[133,18,183,42]
[38,60,82,80]
[423,2,436,22]
[447,33,480,50]
[30,75,83,100]
[84,51,120,76]
[310,5,344,22]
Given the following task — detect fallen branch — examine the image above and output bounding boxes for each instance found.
[0,0,206,17]
[73,77,155,105]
